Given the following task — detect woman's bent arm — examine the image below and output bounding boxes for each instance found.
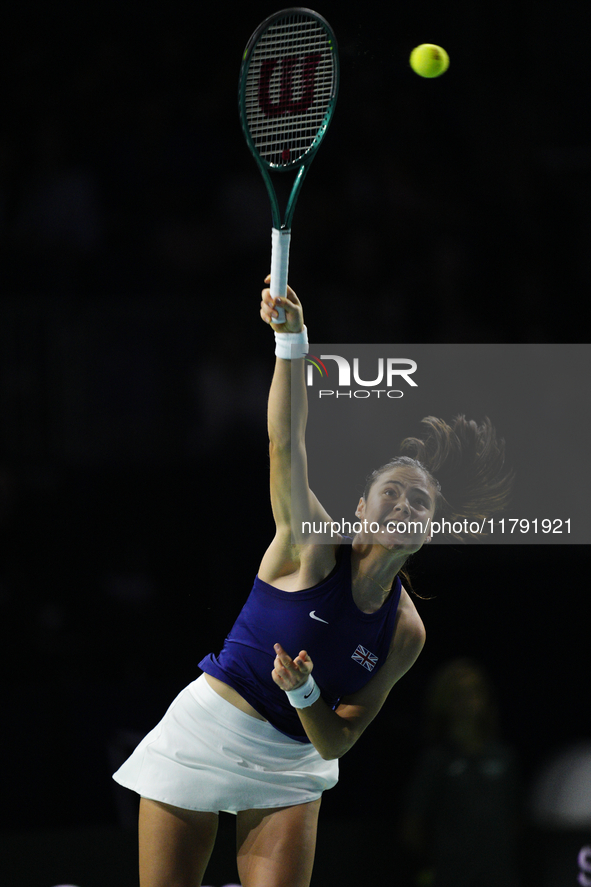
[273,591,426,759]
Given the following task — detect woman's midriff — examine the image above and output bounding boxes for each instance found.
[204,674,268,721]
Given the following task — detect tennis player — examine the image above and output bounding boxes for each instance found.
[113,280,512,887]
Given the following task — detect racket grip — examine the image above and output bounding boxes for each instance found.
[270,228,291,324]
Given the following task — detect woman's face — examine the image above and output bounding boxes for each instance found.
[356,465,436,553]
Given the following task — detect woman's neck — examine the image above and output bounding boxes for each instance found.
[350,540,408,612]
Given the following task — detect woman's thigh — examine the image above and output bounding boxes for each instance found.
[236,798,322,887]
[138,797,219,887]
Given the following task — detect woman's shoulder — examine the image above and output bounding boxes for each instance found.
[386,586,427,663]
[258,535,345,591]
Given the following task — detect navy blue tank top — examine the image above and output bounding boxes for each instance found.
[199,543,402,742]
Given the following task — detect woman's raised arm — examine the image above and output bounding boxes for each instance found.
[259,279,336,583]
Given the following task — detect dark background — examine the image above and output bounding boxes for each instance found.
[1,0,589,884]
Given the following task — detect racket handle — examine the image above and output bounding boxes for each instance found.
[270,228,291,324]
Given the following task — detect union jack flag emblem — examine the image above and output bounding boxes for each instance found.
[351,644,378,672]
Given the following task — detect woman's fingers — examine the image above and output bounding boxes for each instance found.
[260,278,303,332]
[260,287,278,321]
[293,650,312,670]
[260,290,287,328]
[272,644,313,690]
[273,643,295,675]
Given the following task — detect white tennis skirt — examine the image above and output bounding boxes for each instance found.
[112,674,339,814]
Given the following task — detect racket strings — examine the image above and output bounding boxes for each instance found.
[243,15,337,167]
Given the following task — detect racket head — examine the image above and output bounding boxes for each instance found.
[238,8,339,174]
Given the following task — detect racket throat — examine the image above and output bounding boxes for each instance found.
[284,164,310,228]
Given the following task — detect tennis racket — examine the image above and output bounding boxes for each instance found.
[239,8,339,322]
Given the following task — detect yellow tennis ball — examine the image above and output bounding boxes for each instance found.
[410,44,449,78]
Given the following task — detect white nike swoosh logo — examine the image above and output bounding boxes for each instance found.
[309,611,329,624]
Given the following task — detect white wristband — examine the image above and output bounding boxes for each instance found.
[285,675,321,709]
[274,325,309,360]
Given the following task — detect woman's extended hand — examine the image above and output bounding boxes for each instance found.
[260,276,304,333]
[272,643,313,691]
